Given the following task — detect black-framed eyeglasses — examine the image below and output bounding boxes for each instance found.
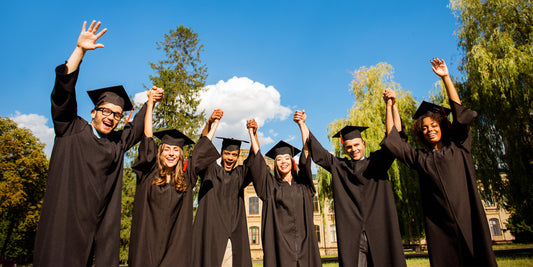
[95,107,123,120]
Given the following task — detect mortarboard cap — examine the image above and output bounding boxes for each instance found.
[154,129,195,148]
[217,137,249,152]
[332,126,368,144]
[413,101,451,120]
[87,85,134,111]
[265,140,301,159]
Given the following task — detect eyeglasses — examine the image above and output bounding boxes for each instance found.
[95,107,123,120]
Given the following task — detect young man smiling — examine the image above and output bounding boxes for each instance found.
[297,107,407,267]
[33,21,161,267]
[191,109,253,267]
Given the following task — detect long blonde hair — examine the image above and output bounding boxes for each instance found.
[153,143,187,192]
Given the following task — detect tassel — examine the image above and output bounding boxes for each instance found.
[183,158,187,172]
[340,134,344,144]
[125,108,134,124]
[441,106,451,129]
[293,159,297,171]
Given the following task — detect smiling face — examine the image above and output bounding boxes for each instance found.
[221,149,239,172]
[421,117,443,147]
[90,102,123,135]
[275,154,292,176]
[159,144,182,169]
[343,138,366,160]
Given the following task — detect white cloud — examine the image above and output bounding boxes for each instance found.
[133,91,148,106]
[11,112,55,156]
[198,77,291,145]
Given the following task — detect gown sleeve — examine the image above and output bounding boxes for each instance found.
[240,145,254,188]
[246,149,272,201]
[298,149,316,195]
[131,135,158,181]
[308,131,338,173]
[187,136,220,186]
[449,101,477,151]
[120,103,147,151]
[51,64,81,136]
[381,126,420,169]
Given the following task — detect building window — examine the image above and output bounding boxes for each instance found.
[249,197,259,215]
[489,218,502,236]
[330,225,337,242]
[250,226,260,245]
[313,196,319,213]
[315,225,321,242]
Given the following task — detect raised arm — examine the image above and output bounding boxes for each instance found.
[144,86,164,137]
[383,88,402,135]
[431,58,461,105]
[293,110,310,158]
[247,119,260,154]
[65,20,107,74]
[201,109,223,140]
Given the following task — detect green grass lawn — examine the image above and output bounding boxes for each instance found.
[252,243,533,267]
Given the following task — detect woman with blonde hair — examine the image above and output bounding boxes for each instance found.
[128,88,220,267]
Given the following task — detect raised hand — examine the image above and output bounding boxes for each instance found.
[209,109,223,123]
[147,86,164,104]
[293,110,306,125]
[247,119,258,135]
[382,88,396,105]
[77,20,107,51]
[430,58,449,78]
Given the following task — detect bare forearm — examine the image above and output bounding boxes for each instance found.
[386,101,393,135]
[392,103,402,132]
[144,102,154,137]
[442,75,461,104]
[65,47,85,74]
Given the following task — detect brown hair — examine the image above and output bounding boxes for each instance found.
[412,112,450,150]
[153,144,187,192]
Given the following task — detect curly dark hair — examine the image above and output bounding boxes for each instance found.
[412,112,451,150]
[153,143,187,192]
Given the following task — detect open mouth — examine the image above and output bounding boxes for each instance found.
[103,120,113,129]
[224,161,234,169]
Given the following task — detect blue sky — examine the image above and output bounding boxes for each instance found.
[0,0,462,157]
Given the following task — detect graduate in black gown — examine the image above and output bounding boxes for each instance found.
[128,100,220,267]
[192,109,253,267]
[245,116,322,267]
[34,21,154,267]
[299,102,407,266]
[381,58,497,267]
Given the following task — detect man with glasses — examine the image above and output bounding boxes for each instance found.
[34,20,163,266]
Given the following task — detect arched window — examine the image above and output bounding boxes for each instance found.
[489,218,502,236]
[330,225,337,242]
[249,197,259,215]
[315,225,321,242]
[250,226,260,245]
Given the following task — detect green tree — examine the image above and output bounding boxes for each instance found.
[317,63,424,243]
[0,117,48,263]
[149,25,208,143]
[119,25,209,262]
[450,0,533,242]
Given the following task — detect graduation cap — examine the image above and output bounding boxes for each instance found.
[154,129,195,148]
[265,140,301,159]
[87,85,134,112]
[412,101,451,120]
[332,126,368,144]
[216,137,249,152]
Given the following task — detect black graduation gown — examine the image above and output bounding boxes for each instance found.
[128,136,219,267]
[246,149,322,267]
[191,149,253,267]
[33,64,147,267]
[381,101,497,267]
[308,132,406,267]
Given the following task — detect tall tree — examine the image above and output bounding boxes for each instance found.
[450,0,533,242]
[317,63,424,243]
[149,25,208,143]
[119,26,209,261]
[0,117,48,263]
